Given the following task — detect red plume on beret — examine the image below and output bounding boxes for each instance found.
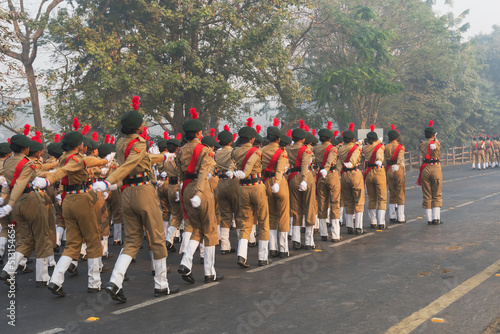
[473,135,476,138]
[370,124,375,132]
[223,124,230,132]
[305,125,310,132]
[61,133,65,139]
[341,131,344,136]
[246,117,253,127]
[140,127,148,139]
[164,131,170,140]
[23,124,30,136]
[176,133,182,141]
[132,96,140,111]
[7,138,10,144]
[327,121,332,131]
[256,125,262,134]
[299,119,305,130]
[390,124,396,130]
[105,134,110,144]
[82,124,90,136]
[111,136,115,144]
[287,129,292,138]
[149,141,153,147]
[348,123,355,132]
[233,133,237,141]
[210,128,215,137]
[428,120,434,127]
[312,129,316,136]
[273,118,280,127]
[333,130,339,137]
[189,108,199,119]
[92,132,98,142]
[54,134,60,143]
[72,117,80,131]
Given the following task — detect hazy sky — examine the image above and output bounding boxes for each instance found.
[433,0,500,39]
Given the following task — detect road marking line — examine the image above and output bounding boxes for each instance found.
[111,283,220,315]
[37,329,65,334]
[456,201,474,208]
[480,194,496,200]
[385,258,500,334]
[247,253,311,273]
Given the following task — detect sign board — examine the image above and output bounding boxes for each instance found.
[357,128,384,141]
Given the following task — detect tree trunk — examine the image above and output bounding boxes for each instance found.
[25,63,43,132]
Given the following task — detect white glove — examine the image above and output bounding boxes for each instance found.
[391,165,399,172]
[101,167,109,175]
[226,171,234,179]
[160,171,167,179]
[105,152,116,164]
[92,180,110,192]
[2,181,8,189]
[156,181,164,188]
[430,144,437,150]
[356,140,363,146]
[33,177,50,189]
[0,204,12,218]
[103,192,109,200]
[109,184,118,191]
[175,191,180,202]
[320,169,327,178]
[190,195,201,208]
[375,161,382,167]
[56,194,62,205]
[271,183,280,193]
[0,197,3,206]
[298,181,308,192]
[164,152,176,162]
[208,173,212,180]
[234,170,246,179]
[344,162,353,169]
[0,176,5,185]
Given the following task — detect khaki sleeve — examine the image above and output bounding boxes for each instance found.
[106,142,147,185]
[300,149,312,182]
[397,146,405,167]
[194,148,216,197]
[8,163,35,207]
[175,149,185,182]
[83,156,108,168]
[376,145,385,163]
[46,158,82,184]
[323,147,337,170]
[274,151,288,184]
[41,161,59,171]
[242,150,261,177]
[149,153,165,165]
[350,147,362,166]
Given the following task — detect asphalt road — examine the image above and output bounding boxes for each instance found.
[1,163,500,334]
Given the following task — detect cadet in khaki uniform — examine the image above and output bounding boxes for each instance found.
[363,126,387,229]
[233,122,270,267]
[314,127,341,242]
[46,142,64,253]
[477,136,486,170]
[0,143,13,265]
[336,124,365,234]
[0,135,53,287]
[262,124,290,257]
[287,128,316,249]
[177,109,223,284]
[215,128,239,255]
[384,125,406,224]
[486,135,494,168]
[417,120,443,225]
[494,135,500,167]
[156,138,172,242]
[471,136,478,169]
[93,108,179,302]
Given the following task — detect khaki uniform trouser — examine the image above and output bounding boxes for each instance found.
[158,182,171,221]
[106,189,123,224]
[421,164,442,209]
[487,149,494,162]
[183,219,192,233]
[0,215,9,238]
[495,150,500,162]
[317,171,340,219]
[183,180,218,246]
[477,150,485,164]
[62,192,102,260]
[340,170,365,214]
[215,179,241,229]
[365,168,387,210]
[166,183,183,229]
[472,150,477,163]
[12,192,53,258]
[387,168,405,205]
[289,172,316,227]
[238,183,270,240]
[121,184,167,259]
[89,190,108,237]
[264,177,289,232]
[41,192,57,248]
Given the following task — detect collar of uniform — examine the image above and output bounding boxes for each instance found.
[14,152,28,159]
[126,133,145,142]
[268,142,279,148]
[241,143,253,148]
[220,146,232,151]
[291,141,303,148]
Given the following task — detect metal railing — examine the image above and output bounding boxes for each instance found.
[404,146,473,171]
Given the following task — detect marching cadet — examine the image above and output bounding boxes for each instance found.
[336,133,345,226]
[215,126,239,255]
[46,142,64,254]
[0,142,12,265]
[233,118,271,267]
[177,108,223,283]
[279,134,292,149]
[262,120,290,257]
[287,127,316,249]
[494,135,500,167]
[417,120,443,225]
[336,123,364,235]
[0,135,53,287]
[385,125,406,224]
[93,101,180,301]
[486,135,494,168]
[157,137,172,248]
[477,135,486,170]
[363,125,387,230]
[471,135,478,169]
[314,124,342,242]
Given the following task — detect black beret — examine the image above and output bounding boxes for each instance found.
[331,137,338,146]
[166,138,181,147]
[238,126,257,139]
[367,131,378,140]
[388,129,399,141]
[266,126,281,138]
[121,110,143,129]
[10,135,32,148]
[47,142,63,157]
[98,143,113,158]
[280,135,292,146]
[158,139,168,152]
[343,130,355,140]
[217,130,233,144]
[291,128,307,140]
[201,136,218,148]
[310,135,318,145]
[255,134,264,144]
[425,127,436,135]
[183,119,204,133]
[28,140,44,152]
[62,131,84,148]
[87,139,99,151]
[0,142,12,154]
[318,128,333,138]
[304,133,314,145]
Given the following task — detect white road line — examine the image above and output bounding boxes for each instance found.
[37,329,65,334]
[111,283,220,315]
[247,253,311,273]
[480,194,496,200]
[328,232,374,246]
[456,201,474,208]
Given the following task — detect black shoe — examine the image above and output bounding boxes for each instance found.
[88,285,104,293]
[68,263,79,275]
[53,246,60,254]
[17,264,33,274]
[155,285,180,296]
[321,236,328,241]
[278,252,290,258]
[205,275,224,283]
[248,242,257,248]
[347,227,354,234]
[151,270,155,276]
[237,256,250,269]
[105,282,126,303]
[301,227,306,234]
[173,236,181,244]
[102,253,114,260]
[304,245,314,250]
[48,282,65,297]
[377,225,386,230]
[100,264,113,273]
[269,250,279,257]
[200,258,204,264]
[177,265,195,284]
[354,228,364,235]
[397,220,406,224]
[0,270,13,286]
[432,219,442,225]
[166,241,176,253]
[370,224,377,229]
[331,237,343,242]
[221,248,236,255]
[112,240,123,246]
[36,281,48,288]
[292,241,301,250]
[258,259,271,266]
[390,218,397,224]
[427,221,432,225]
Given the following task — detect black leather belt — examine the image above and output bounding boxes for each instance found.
[263,172,276,178]
[123,175,149,185]
[387,160,397,165]
[342,167,359,172]
[23,186,35,194]
[63,183,86,192]
[240,177,263,185]
[329,166,336,172]
[423,159,439,163]
[185,173,198,180]
[168,177,179,184]
[366,163,378,168]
